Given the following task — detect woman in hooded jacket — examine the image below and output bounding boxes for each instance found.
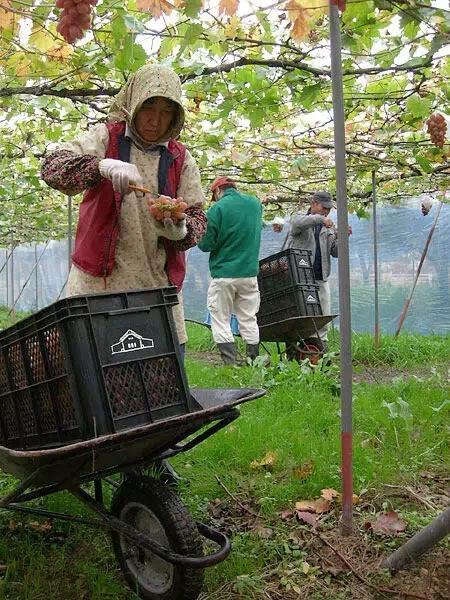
[41,64,206,355]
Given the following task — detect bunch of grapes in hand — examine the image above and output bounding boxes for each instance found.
[56,0,97,44]
[148,196,188,225]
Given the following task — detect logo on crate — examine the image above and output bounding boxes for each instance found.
[306,294,317,303]
[111,330,154,355]
[298,259,309,266]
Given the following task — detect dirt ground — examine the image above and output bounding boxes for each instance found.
[204,474,450,599]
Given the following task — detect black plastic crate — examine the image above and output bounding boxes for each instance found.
[258,249,315,296]
[257,284,322,327]
[0,288,195,450]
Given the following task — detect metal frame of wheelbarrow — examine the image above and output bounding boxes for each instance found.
[0,388,265,570]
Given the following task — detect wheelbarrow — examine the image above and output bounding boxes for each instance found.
[187,314,337,365]
[259,314,337,364]
[0,386,265,600]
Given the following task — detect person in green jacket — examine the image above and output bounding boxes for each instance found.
[198,176,263,365]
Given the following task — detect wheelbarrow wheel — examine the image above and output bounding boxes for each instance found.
[111,476,204,600]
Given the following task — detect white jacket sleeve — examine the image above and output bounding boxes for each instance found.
[49,123,110,158]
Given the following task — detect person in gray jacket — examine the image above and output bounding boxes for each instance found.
[288,191,340,344]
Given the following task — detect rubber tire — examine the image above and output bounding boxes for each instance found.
[111,476,204,600]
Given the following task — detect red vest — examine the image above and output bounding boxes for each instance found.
[72,122,187,291]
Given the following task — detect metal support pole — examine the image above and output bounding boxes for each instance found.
[68,195,73,275]
[383,507,450,571]
[10,234,15,318]
[329,0,353,535]
[34,244,39,311]
[5,249,8,308]
[372,171,380,347]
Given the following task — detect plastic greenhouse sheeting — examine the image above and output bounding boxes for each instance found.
[1,199,449,335]
[184,199,450,335]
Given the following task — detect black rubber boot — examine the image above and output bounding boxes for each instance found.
[246,343,260,360]
[218,342,241,365]
[247,343,270,366]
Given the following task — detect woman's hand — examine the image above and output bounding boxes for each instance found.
[148,195,188,241]
[147,195,188,225]
[98,159,143,193]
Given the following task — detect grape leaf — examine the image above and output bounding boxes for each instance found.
[219,0,238,16]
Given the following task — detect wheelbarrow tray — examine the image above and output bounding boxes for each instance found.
[259,315,337,342]
[0,388,264,489]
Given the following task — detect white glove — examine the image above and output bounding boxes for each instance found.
[155,217,188,241]
[99,159,143,194]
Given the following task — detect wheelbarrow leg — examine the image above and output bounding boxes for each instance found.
[155,459,187,487]
[94,479,103,504]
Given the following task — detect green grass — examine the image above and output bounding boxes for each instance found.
[178,355,449,507]
[0,306,30,330]
[187,321,450,369]
[0,321,448,598]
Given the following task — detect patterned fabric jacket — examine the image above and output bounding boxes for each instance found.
[70,121,188,291]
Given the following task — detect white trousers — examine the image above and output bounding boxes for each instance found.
[207,277,260,345]
[318,279,331,341]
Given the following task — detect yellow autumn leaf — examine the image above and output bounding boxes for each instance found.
[284,0,325,42]
[47,44,73,62]
[76,71,92,82]
[224,15,240,39]
[301,0,327,14]
[0,0,15,31]
[136,0,174,18]
[16,57,32,77]
[30,27,58,54]
[250,451,277,469]
[219,0,239,16]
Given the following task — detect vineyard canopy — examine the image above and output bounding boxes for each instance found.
[0,0,449,244]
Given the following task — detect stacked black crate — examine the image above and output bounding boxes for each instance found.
[0,288,196,450]
[257,249,322,326]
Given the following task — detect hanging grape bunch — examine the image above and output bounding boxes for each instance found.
[55,0,97,44]
[426,113,447,148]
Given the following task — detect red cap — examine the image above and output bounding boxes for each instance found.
[211,176,236,200]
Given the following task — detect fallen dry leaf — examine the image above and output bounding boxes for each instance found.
[250,451,277,470]
[295,499,317,512]
[323,563,345,577]
[279,510,294,520]
[295,497,331,514]
[296,511,317,526]
[366,511,406,536]
[252,524,274,539]
[8,520,19,531]
[292,461,314,480]
[29,521,53,533]
[321,488,340,501]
